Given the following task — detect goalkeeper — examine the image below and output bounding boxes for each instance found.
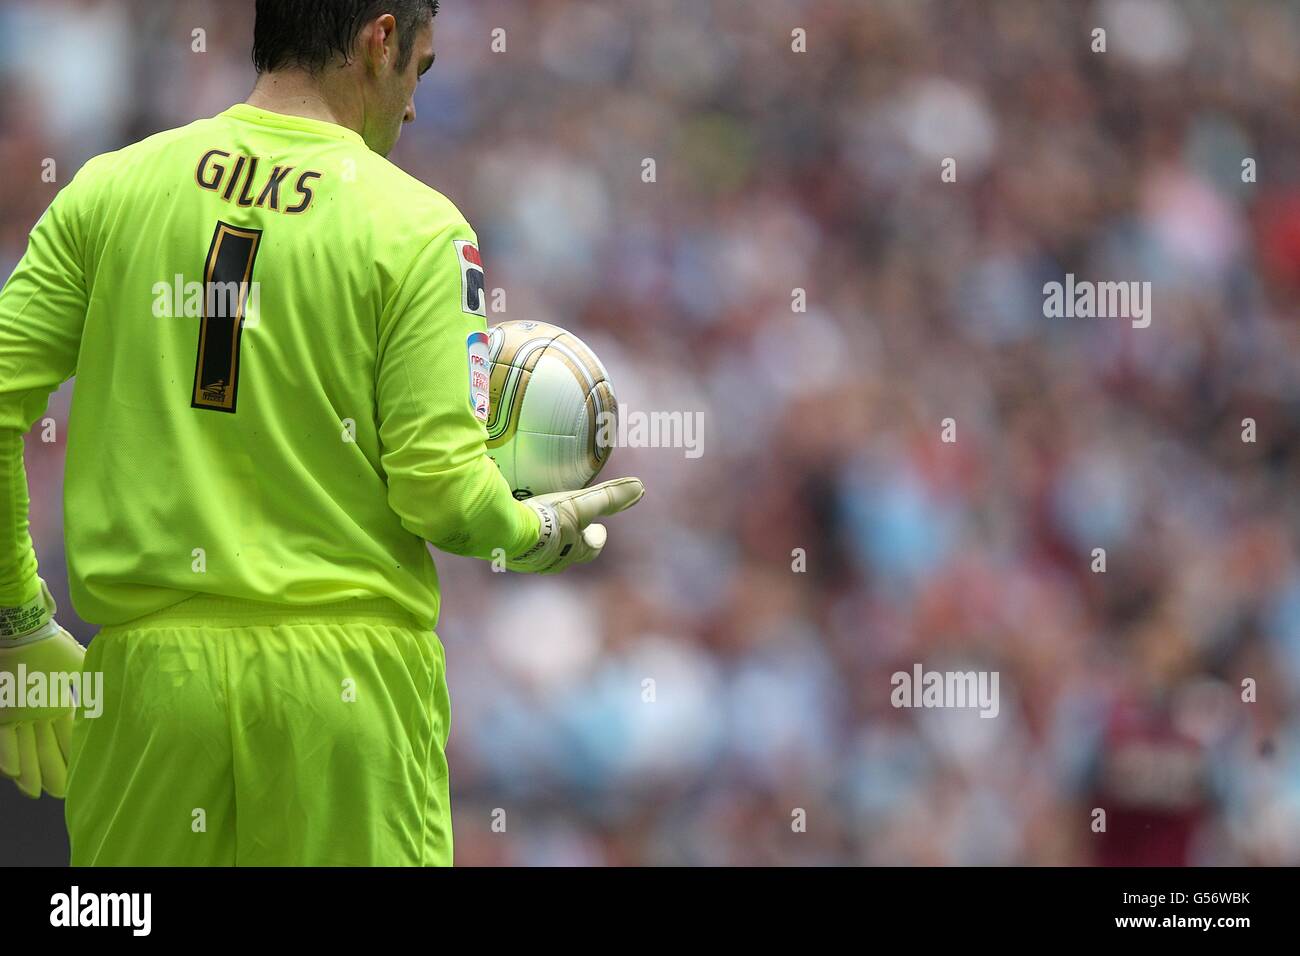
[0,0,643,865]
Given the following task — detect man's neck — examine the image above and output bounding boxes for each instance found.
[245,70,359,134]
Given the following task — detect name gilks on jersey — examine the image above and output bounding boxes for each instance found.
[195,148,322,215]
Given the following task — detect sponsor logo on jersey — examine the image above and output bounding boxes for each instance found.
[467,330,491,422]
[453,239,486,316]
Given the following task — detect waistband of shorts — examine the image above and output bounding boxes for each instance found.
[102,594,428,633]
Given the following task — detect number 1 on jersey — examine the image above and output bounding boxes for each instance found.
[192,220,262,413]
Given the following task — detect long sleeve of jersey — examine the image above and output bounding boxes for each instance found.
[0,166,92,608]
[376,223,539,561]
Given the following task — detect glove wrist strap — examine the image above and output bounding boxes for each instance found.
[0,580,55,640]
[512,502,560,567]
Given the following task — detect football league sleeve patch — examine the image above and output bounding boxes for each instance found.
[467,331,491,422]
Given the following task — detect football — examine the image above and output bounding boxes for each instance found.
[484,320,618,500]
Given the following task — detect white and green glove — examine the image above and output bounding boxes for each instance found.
[0,579,84,799]
[509,477,645,574]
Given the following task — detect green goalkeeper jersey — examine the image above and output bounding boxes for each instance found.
[0,103,538,628]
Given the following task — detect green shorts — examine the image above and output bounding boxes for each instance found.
[64,595,452,866]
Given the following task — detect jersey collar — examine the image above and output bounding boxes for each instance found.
[222,103,366,146]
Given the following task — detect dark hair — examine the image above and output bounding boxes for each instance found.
[253,0,439,74]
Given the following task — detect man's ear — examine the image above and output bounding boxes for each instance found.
[360,13,398,74]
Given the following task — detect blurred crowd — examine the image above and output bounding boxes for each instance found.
[5,0,1300,865]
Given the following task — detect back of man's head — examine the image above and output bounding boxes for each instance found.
[252,0,439,75]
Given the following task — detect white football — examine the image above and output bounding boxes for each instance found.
[484,320,618,499]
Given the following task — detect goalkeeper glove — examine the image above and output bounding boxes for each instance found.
[508,477,645,574]
[0,579,84,799]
